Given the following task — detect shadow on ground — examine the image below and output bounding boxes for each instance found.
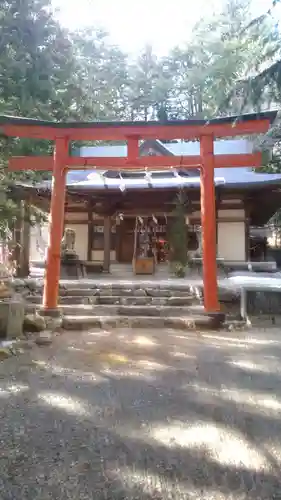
[1,326,281,499]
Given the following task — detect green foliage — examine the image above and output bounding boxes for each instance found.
[1,0,281,238]
[122,0,280,121]
[225,0,281,113]
[171,261,187,278]
[0,0,77,236]
[0,0,75,119]
[70,28,130,120]
[0,1,132,235]
[167,0,280,118]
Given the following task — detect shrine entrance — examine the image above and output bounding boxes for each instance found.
[2,111,276,314]
[117,216,168,264]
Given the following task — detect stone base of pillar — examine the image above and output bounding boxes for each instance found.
[39,308,62,318]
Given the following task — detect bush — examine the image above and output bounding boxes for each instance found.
[169,190,188,271]
[171,261,186,278]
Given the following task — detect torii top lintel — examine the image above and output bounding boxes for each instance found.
[0,111,277,141]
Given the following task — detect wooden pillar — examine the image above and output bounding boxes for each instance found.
[21,202,31,277]
[200,135,219,312]
[14,201,30,277]
[87,200,93,261]
[103,216,111,272]
[43,137,68,311]
[14,201,24,277]
[115,219,122,263]
[215,189,221,250]
[245,202,250,261]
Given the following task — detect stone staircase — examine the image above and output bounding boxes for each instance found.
[22,280,241,331]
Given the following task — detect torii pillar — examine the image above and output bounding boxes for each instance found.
[200,135,219,311]
[42,137,68,313]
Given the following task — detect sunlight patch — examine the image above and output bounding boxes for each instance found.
[45,363,107,384]
[0,383,29,397]
[118,465,222,499]
[228,359,272,373]
[151,423,268,471]
[218,387,281,413]
[118,466,195,497]
[87,330,111,338]
[259,397,281,411]
[136,359,170,371]
[101,367,155,381]
[133,336,156,346]
[0,388,10,398]
[7,383,29,394]
[172,351,196,359]
[38,391,90,417]
[183,382,219,396]
[202,334,242,343]
[100,353,129,364]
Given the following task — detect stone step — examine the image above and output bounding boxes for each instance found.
[58,281,200,293]
[96,295,198,306]
[13,278,238,301]
[59,288,99,297]
[59,287,200,298]
[26,304,205,317]
[24,288,200,299]
[25,294,200,307]
[26,295,91,305]
[62,314,224,331]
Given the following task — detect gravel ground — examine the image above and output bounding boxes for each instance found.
[1,326,281,499]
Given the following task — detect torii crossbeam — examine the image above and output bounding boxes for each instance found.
[2,111,277,315]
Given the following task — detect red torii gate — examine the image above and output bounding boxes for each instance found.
[2,111,276,315]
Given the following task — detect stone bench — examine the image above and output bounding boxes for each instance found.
[83,262,104,274]
[60,258,87,279]
[240,283,281,321]
[225,261,277,274]
[189,257,226,273]
[61,260,105,278]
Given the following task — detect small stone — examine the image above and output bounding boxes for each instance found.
[23,314,46,333]
[0,347,11,361]
[35,331,52,346]
[10,278,25,289]
[134,289,146,297]
[44,316,63,331]
[0,281,12,299]
[25,279,40,292]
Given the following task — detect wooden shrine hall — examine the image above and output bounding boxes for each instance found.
[2,110,278,314]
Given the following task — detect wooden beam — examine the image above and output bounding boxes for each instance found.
[8,152,263,172]
[103,216,111,272]
[3,118,272,141]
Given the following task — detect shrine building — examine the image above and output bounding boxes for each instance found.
[4,110,280,313]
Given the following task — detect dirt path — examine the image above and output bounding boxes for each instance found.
[1,326,281,499]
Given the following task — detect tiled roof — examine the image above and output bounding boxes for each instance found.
[66,138,281,190]
[0,110,277,128]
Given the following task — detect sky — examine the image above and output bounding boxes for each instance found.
[51,0,281,56]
